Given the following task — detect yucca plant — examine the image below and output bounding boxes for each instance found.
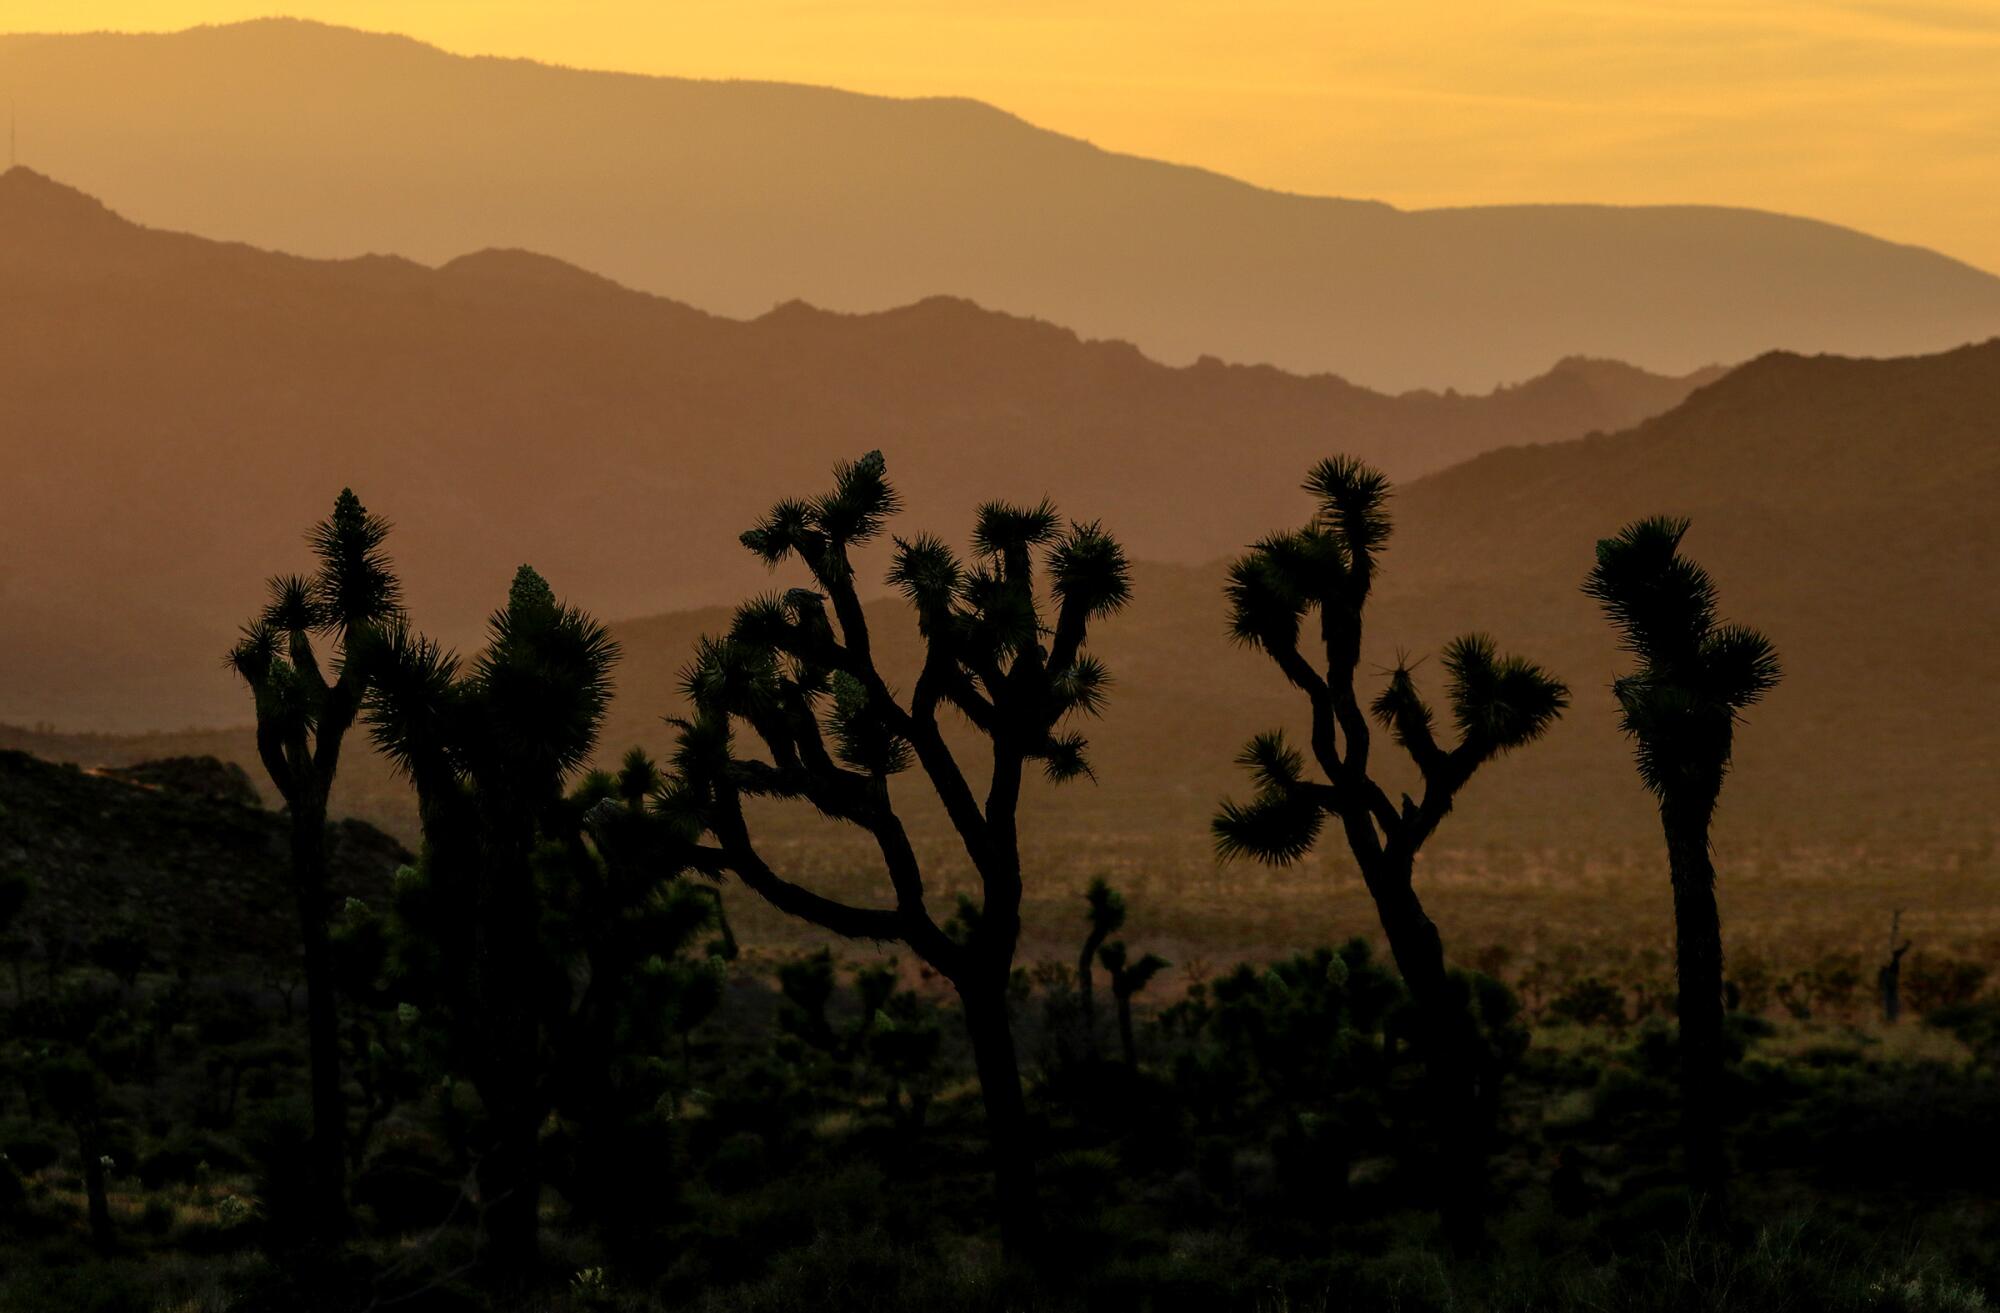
[1097,939,1169,1068]
[1213,456,1567,1243]
[35,1051,116,1249]
[1078,877,1126,1059]
[365,565,625,1278]
[657,450,1130,1256]
[1584,516,1779,1199]
[227,488,401,1241]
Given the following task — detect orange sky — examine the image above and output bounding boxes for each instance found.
[10,2,1999,273]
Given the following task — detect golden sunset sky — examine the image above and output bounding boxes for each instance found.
[10,1,1999,273]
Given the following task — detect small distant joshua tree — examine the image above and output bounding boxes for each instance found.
[1097,939,1169,1068]
[1214,456,1567,1241]
[1078,877,1126,1058]
[659,450,1130,1256]
[1583,516,1779,1199]
[36,1052,117,1250]
[228,488,402,1242]
[1878,910,1912,1026]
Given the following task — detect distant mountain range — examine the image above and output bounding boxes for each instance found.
[3,19,1999,390]
[11,334,1996,877]
[0,167,1720,731]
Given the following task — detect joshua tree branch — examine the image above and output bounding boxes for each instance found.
[729,759,877,825]
[886,668,993,858]
[815,551,880,673]
[868,818,962,973]
[313,672,366,781]
[252,713,299,806]
[1269,639,1330,702]
[913,658,997,733]
[288,629,326,693]
[1047,598,1090,677]
[708,782,901,942]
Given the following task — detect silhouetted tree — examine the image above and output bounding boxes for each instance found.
[37,1052,116,1249]
[228,488,401,1241]
[1097,939,1168,1067]
[1160,940,1408,1208]
[869,986,946,1131]
[1583,516,1780,1199]
[1880,911,1912,1025]
[0,868,31,1000]
[1078,877,1126,1059]
[660,451,1130,1256]
[1214,456,1567,1243]
[365,566,618,1280]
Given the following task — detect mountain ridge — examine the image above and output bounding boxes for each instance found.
[0,171,1730,732]
[5,328,1994,869]
[4,21,1997,389]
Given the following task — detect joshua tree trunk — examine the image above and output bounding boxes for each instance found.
[476,1096,543,1282]
[675,454,1123,1265]
[80,1128,113,1250]
[958,976,1042,1259]
[1663,805,1726,1201]
[1117,994,1137,1068]
[1880,914,1911,1025]
[474,837,546,1281]
[1078,934,1106,1059]
[231,489,405,1244]
[289,796,348,1242]
[1362,858,1488,1250]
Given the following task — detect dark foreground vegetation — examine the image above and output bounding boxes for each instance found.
[1,457,1994,1311]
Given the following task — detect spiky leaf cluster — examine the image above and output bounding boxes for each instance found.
[1100,941,1171,1001]
[1215,458,1569,869]
[658,451,1133,970]
[688,453,1130,795]
[1083,877,1127,941]
[1583,517,1780,806]
[227,489,405,806]
[1225,459,1389,657]
[365,565,619,811]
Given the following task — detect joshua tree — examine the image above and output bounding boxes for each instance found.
[1078,877,1126,1058]
[366,566,619,1277]
[37,1052,116,1250]
[660,450,1130,1255]
[1880,910,1912,1025]
[1214,456,1567,1240]
[1583,516,1780,1198]
[0,868,31,1000]
[228,488,401,1240]
[1097,939,1169,1067]
[87,921,149,997]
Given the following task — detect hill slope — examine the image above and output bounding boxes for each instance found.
[11,339,1997,873]
[3,20,1999,390]
[0,750,406,969]
[0,168,1716,730]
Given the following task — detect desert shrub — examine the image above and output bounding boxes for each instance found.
[1,1125,60,1176]
[1548,976,1630,1030]
[0,1155,25,1215]
[1905,958,1992,1015]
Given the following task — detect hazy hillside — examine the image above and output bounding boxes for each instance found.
[0,750,405,969]
[13,340,1997,885]
[3,20,1999,390]
[0,167,1716,731]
